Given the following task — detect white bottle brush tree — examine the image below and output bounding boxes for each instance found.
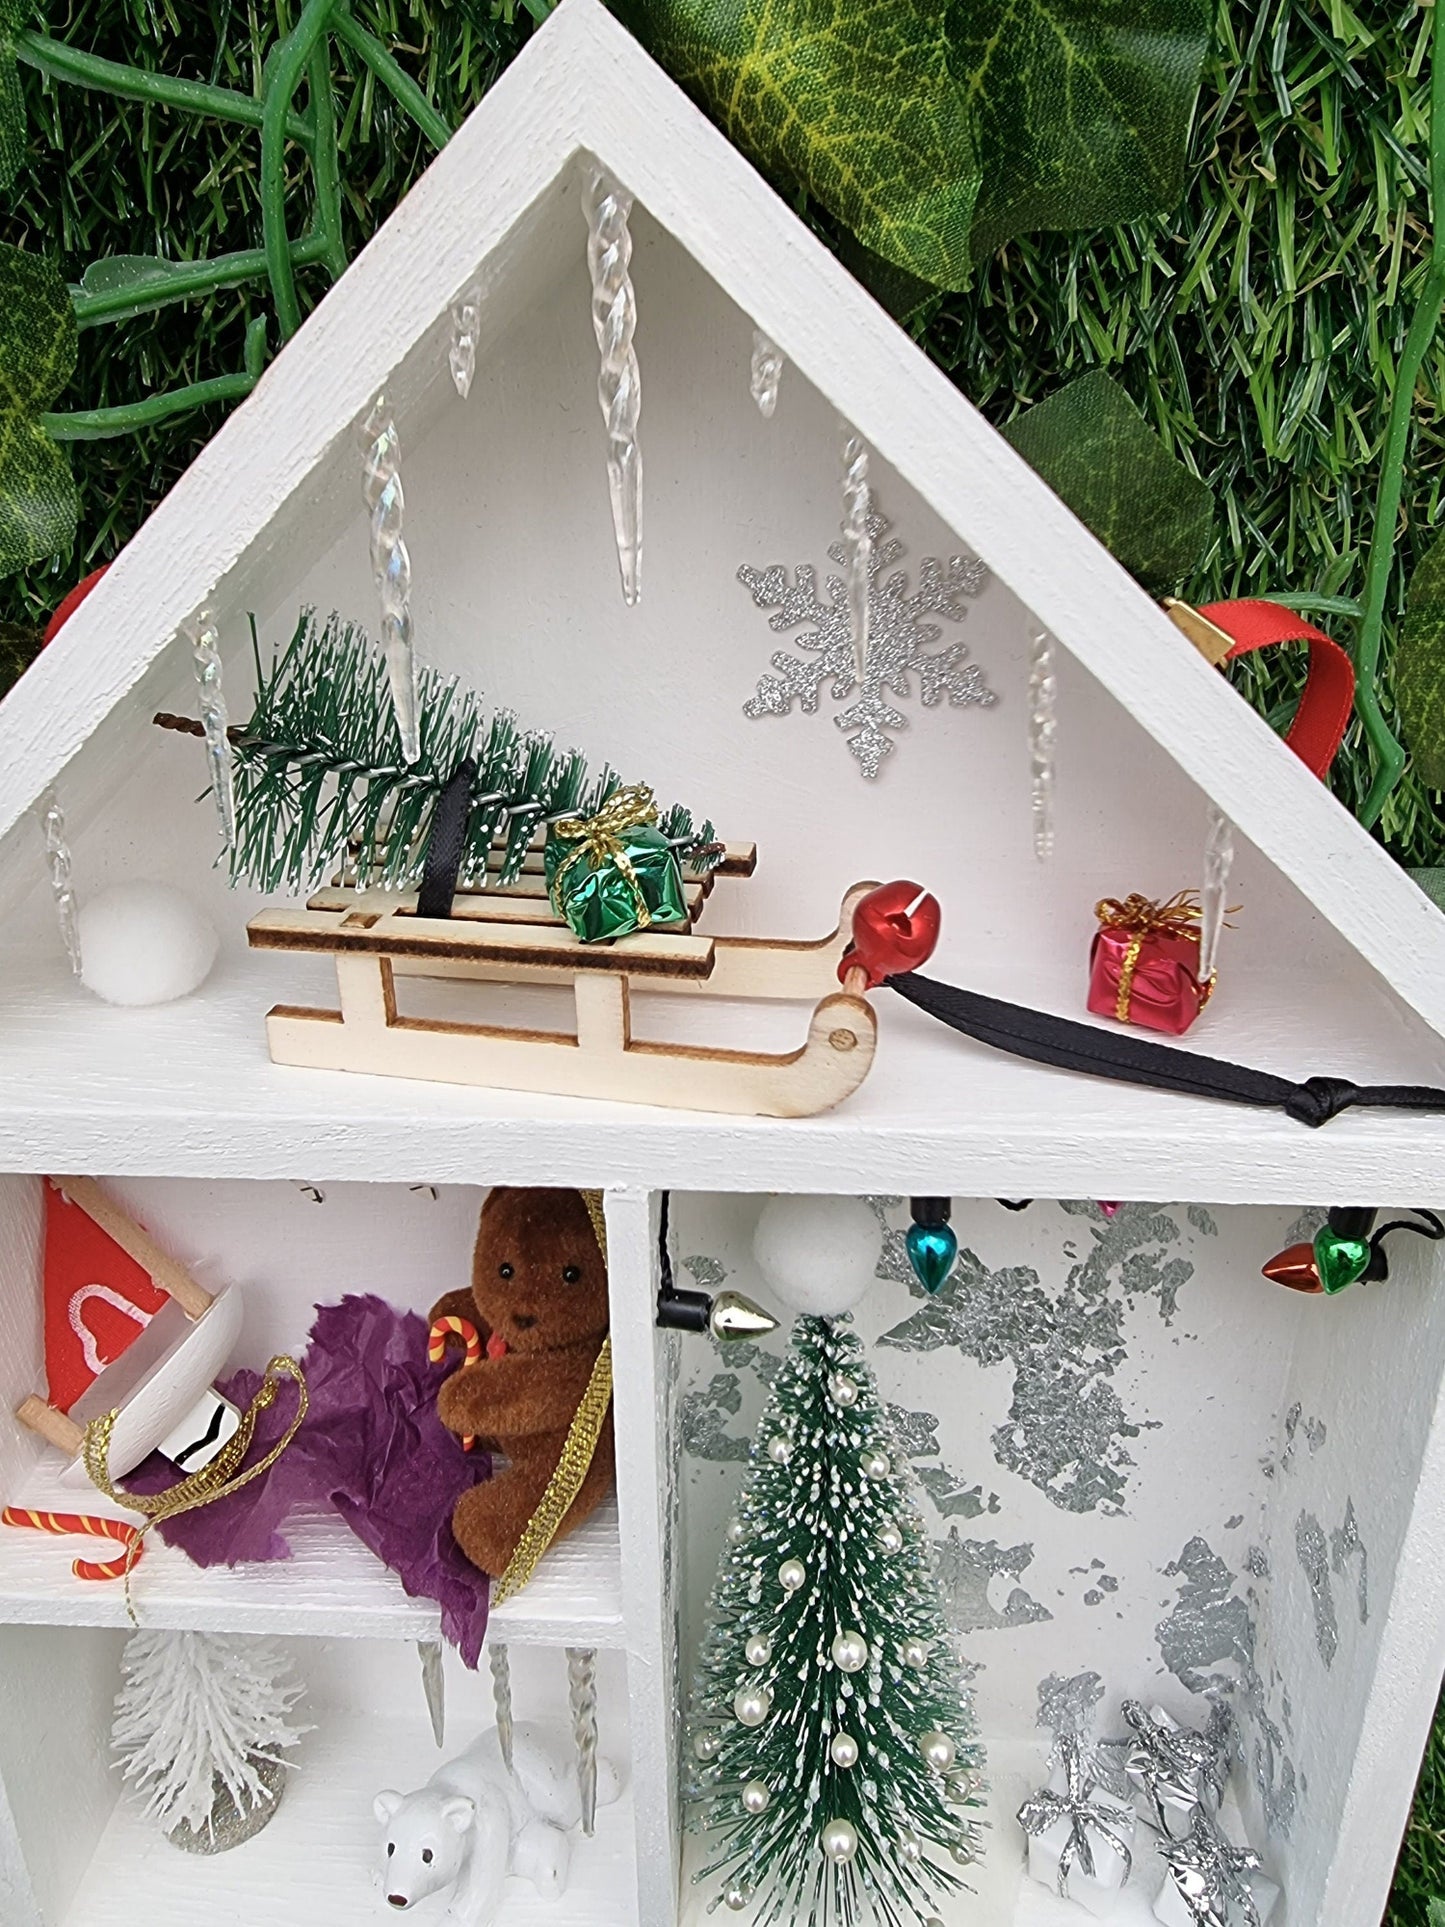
[112,1631,308,1842]
[689,1316,985,1925]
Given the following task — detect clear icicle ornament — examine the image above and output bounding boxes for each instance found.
[841,431,872,678]
[488,1644,514,1774]
[359,393,420,764]
[583,167,642,606]
[1199,805,1235,986]
[186,610,235,851]
[449,282,481,399]
[38,789,82,976]
[750,330,784,418]
[1028,630,1058,861]
[567,1646,600,1837]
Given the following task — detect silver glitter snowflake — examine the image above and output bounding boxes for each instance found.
[739,504,995,777]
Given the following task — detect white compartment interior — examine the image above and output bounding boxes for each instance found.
[0,1631,634,1927]
[671,1192,1445,1925]
[0,183,1443,1198]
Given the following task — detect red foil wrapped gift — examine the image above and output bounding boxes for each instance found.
[1088,893,1213,1036]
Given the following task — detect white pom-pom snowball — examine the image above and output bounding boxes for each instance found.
[752,1194,879,1317]
[79,881,219,1007]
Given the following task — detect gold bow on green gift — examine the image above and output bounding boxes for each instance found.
[544,784,689,944]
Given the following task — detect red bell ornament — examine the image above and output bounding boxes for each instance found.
[840,882,942,989]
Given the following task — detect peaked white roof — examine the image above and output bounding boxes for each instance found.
[2,0,1443,1044]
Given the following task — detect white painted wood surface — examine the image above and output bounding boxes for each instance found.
[0,1501,623,1646]
[1,0,1444,1048]
[0,2,1441,1918]
[605,1189,683,1927]
[0,939,1443,1197]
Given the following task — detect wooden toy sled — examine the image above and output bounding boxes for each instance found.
[247,849,879,1117]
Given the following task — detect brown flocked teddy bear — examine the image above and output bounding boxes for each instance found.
[429,1187,614,1579]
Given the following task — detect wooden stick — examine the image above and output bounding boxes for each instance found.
[15,1396,84,1458]
[49,1177,213,1320]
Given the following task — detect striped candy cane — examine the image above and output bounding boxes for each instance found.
[2,1506,142,1582]
[429,1314,483,1453]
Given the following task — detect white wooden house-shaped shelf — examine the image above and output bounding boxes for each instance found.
[1,2,1444,1922]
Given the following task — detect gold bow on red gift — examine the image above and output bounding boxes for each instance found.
[1093,893,1209,1024]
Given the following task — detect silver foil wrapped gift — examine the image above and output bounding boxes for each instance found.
[1122,1699,1228,1837]
[1018,1734,1136,1919]
[1153,1811,1279,1927]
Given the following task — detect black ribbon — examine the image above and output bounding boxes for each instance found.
[886,971,1445,1128]
[416,758,477,920]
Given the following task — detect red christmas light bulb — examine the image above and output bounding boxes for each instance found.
[840,881,941,989]
[1262,1243,1324,1293]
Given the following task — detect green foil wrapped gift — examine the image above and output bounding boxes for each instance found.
[544,783,689,944]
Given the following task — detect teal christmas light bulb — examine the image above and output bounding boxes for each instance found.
[907,1222,957,1294]
[906,1198,957,1295]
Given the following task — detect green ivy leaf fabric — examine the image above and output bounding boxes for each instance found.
[1397,530,1445,791]
[1002,370,1212,590]
[615,0,1208,287]
[949,0,1213,262]
[0,243,78,575]
[614,0,982,289]
[0,0,31,195]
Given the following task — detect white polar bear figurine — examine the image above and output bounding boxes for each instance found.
[375,1722,621,1925]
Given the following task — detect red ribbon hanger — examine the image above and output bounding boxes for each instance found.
[1195,598,1355,780]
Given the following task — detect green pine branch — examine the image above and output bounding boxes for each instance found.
[689,1316,985,1927]
[217,609,718,897]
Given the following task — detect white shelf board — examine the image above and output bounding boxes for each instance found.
[2,938,1445,1200]
[62,1710,638,1927]
[0,1496,624,1647]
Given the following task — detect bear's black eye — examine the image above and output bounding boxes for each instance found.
[422,1848,433,1865]
[387,1844,394,1857]
[562,1264,582,1284]
[498,1262,514,1280]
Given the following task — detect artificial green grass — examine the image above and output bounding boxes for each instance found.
[4,0,1445,860]
[1388,1679,1445,1925]
[6,0,1445,859]
[0,0,536,630]
[933,0,1445,864]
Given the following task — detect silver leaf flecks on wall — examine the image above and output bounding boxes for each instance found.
[1155,1535,1301,1840]
[1331,1500,1368,1625]
[880,1200,1197,1514]
[1296,1513,1338,1668]
[933,1528,1053,1632]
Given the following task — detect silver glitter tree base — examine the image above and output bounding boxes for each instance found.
[166,1755,287,1854]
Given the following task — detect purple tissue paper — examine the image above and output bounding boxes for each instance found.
[127,1295,492,1664]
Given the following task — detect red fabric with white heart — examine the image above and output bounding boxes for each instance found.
[43,1183,167,1413]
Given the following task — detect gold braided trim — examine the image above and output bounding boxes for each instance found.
[82,1355,308,1623]
[493,1190,611,1605]
[493,1337,613,1605]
